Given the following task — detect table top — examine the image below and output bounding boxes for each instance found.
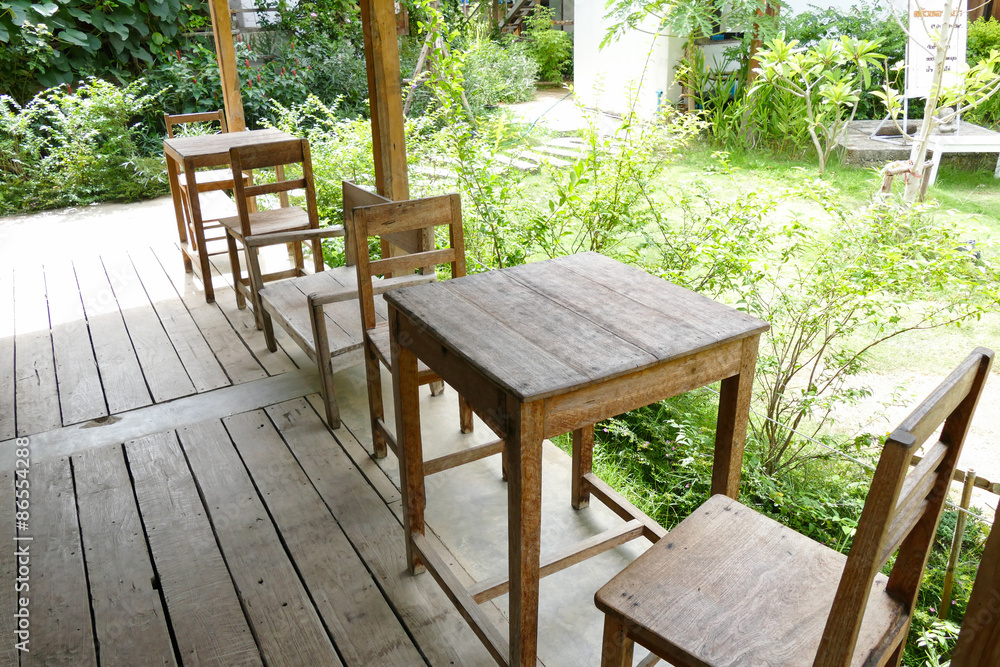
[385,252,769,401]
[163,128,294,163]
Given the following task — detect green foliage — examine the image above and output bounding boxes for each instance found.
[253,0,362,45]
[523,6,572,82]
[602,0,774,48]
[149,32,370,131]
[753,33,886,174]
[0,77,166,215]
[780,1,905,120]
[968,17,1000,64]
[461,35,538,113]
[529,102,706,259]
[0,0,206,104]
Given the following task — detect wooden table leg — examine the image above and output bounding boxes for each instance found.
[508,397,544,666]
[183,159,215,303]
[572,426,594,509]
[165,156,192,272]
[391,307,426,575]
[711,334,760,498]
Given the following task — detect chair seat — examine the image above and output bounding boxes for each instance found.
[219,206,311,240]
[178,167,247,192]
[367,324,437,381]
[595,495,907,667]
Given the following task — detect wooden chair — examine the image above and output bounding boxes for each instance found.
[252,181,418,428]
[595,347,993,667]
[950,500,1000,666]
[164,111,248,257]
[350,194,502,465]
[220,138,325,326]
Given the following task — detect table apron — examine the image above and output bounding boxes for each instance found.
[393,307,745,441]
[542,340,743,438]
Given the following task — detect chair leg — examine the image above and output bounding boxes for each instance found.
[311,238,324,273]
[429,380,445,396]
[226,233,246,310]
[245,246,265,330]
[366,344,388,458]
[317,358,341,430]
[261,308,278,353]
[572,426,594,509]
[458,394,474,434]
[292,241,304,274]
[601,616,635,667]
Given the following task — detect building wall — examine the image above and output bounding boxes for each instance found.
[574,0,684,117]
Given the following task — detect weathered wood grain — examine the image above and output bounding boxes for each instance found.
[268,398,496,666]
[177,419,341,666]
[74,444,175,666]
[74,255,152,414]
[13,263,60,436]
[22,456,97,667]
[126,431,261,666]
[44,261,107,425]
[101,254,196,402]
[0,470,17,667]
[129,247,230,393]
[226,409,424,666]
[147,245,267,385]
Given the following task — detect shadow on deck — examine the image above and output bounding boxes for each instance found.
[0,196,649,666]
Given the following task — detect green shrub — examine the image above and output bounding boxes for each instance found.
[523,6,572,82]
[0,77,166,215]
[968,17,1000,64]
[0,0,207,105]
[781,2,904,120]
[461,36,538,114]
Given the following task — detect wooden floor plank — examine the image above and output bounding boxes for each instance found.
[74,444,175,666]
[0,267,15,440]
[177,419,342,667]
[204,251,311,374]
[225,409,425,667]
[148,244,271,385]
[268,398,497,667]
[126,432,261,667]
[0,470,18,667]
[13,263,61,436]
[44,262,107,426]
[73,256,152,414]
[101,253,196,403]
[129,248,230,394]
[22,456,97,667]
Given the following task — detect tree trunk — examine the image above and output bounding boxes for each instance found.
[903,0,958,203]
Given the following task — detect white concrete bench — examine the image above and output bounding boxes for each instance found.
[926,134,1000,185]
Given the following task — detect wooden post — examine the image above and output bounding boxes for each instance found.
[208,0,246,132]
[360,0,410,201]
[940,469,977,619]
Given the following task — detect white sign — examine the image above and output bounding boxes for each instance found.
[905,0,968,98]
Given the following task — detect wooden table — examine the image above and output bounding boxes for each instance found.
[385,252,770,666]
[163,128,294,303]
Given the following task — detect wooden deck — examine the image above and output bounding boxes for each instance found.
[0,196,648,666]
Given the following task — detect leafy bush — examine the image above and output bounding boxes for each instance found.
[0,0,207,104]
[150,33,369,131]
[0,78,167,215]
[523,6,572,82]
[781,2,905,120]
[968,17,1000,64]
[461,36,538,114]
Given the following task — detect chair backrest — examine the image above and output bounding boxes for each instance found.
[951,502,1000,667]
[814,347,993,667]
[164,110,228,138]
[229,138,319,238]
[349,193,465,332]
[342,181,390,267]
